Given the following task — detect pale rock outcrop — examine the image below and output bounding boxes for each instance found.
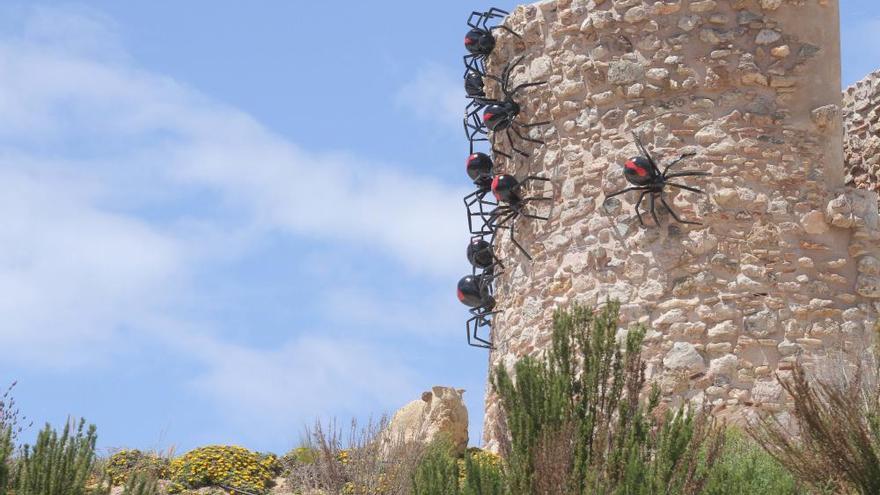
[384,386,468,456]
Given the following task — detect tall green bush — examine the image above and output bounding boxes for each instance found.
[412,439,460,495]
[12,418,100,495]
[0,426,12,490]
[492,302,725,495]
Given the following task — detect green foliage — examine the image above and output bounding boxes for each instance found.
[168,445,276,494]
[702,430,796,495]
[413,440,460,495]
[12,418,100,495]
[105,449,169,486]
[118,472,161,495]
[459,448,503,495]
[491,302,725,495]
[0,426,12,490]
[411,442,504,495]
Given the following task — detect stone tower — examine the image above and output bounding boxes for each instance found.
[481,0,880,449]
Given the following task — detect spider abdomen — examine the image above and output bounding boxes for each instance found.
[483,102,519,131]
[465,29,495,55]
[467,238,495,269]
[624,156,657,186]
[457,275,494,309]
[491,174,522,203]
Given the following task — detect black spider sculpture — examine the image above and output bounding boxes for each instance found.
[479,56,551,158]
[457,273,496,349]
[463,152,501,234]
[467,235,503,273]
[463,8,520,77]
[490,173,552,260]
[603,133,710,226]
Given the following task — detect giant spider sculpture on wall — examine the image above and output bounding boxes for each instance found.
[464,8,519,77]
[478,56,551,158]
[463,152,501,234]
[603,133,711,226]
[490,173,552,260]
[456,273,496,348]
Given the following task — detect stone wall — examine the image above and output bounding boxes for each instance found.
[481,0,880,450]
[844,70,880,193]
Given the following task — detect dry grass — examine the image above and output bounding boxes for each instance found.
[749,354,880,494]
[288,416,425,495]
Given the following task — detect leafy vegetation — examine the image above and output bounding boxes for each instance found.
[491,302,725,494]
[105,449,170,486]
[167,445,277,494]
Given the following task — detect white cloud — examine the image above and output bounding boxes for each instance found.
[0,6,463,425]
[394,63,465,133]
[180,332,418,434]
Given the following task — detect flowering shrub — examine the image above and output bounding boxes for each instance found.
[168,445,276,494]
[105,449,169,486]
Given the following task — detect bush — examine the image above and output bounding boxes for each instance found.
[412,439,459,495]
[491,302,725,494]
[750,357,880,494]
[105,449,170,486]
[702,429,797,495]
[168,445,276,494]
[459,448,503,495]
[287,417,424,495]
[12,418,100,495]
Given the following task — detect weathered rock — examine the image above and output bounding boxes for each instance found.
[384,386,468,456]
[663,342,706,372]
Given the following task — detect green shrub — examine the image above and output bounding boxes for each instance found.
[168,445,276,494]
[0,427,12,490]
[702,430,797,495]
[459,448,503,495]
[118,472,161,495]
[105,449,169,486]
[412,439,460,495]
[492,302,725,495]
[12,418,100,495]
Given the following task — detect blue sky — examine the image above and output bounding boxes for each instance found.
[1,1,878,455]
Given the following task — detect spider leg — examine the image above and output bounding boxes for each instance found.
[634,190,648,227]
[660,191,701,225]
[511,123,545,145]
[509,81,547,97]
[603,186,649,202]
[463,54,487,77]
[649,191,661,226]
[632,132,662,176]
[666,182,706,194]
[506,127,530,157]
[466,315,493,349]
[519,120,552,128]
[665,171,711,180]
[508,215,533,260]
[661,152,697,176]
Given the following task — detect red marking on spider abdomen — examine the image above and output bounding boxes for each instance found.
[467,154,477,168]
[625,160,648,177]
[483,112,493,123]
[464,37,473,45]
[457,288,465,302]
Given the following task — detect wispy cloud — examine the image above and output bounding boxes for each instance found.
[0,6,460,435]
[394,63,464,134]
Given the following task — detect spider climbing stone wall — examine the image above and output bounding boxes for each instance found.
[481,0,880,450]
[844,69,880,194]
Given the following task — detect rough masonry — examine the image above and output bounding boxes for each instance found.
[480,0,880,450]
[844,69,880,193]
